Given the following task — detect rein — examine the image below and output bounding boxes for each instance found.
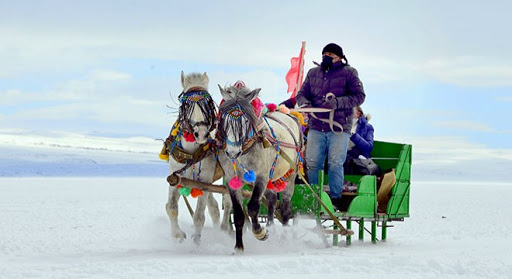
[263,112,303,151]
[292,92,344,134]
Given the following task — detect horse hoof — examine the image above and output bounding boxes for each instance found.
[192,234,201,245]
[233,246,244,254]
[221,223,233,232]
[253,227,269,241]
[172,231,187,242]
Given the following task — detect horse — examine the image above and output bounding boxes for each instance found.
[163,71,231,244]
[216,81,304,253]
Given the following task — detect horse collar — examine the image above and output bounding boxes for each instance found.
[166,135,211,165]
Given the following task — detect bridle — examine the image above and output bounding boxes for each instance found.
[218,103,261,151]
[177,89,217,135]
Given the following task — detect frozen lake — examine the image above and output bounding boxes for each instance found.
[1,177,511,278]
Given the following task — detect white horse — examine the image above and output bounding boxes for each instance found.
[216,82,304,253]
[164,71,231,244]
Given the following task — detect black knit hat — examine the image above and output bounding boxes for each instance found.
[322,43,344,58]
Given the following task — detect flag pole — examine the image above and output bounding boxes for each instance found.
[292,41,306,98]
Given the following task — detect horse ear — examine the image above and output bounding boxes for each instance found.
[246,88,261,102]
[181,71,186,89]
[201,72,209,90]
[218,84,231,100]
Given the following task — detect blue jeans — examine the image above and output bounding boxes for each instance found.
[305,129,350,198]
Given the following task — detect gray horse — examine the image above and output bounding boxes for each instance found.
[164,71,231,244]
[217,81,304,253]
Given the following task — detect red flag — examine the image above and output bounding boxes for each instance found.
[285,42,306,98]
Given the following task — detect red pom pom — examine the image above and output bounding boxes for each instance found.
[183,131,196,142]
[190,188,204,198]
[229,176,243,190]
[274,181,287,193]
[266,180,274,190]
[266,103,277,112]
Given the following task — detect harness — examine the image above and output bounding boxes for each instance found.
[164,88,218,176]
[263,112,303,152]
[221,108,305,192]
[165,135,212,165]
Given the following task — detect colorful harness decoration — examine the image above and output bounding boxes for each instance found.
[177,90,217,135]
[219,80,304,193]
[227,105,245,119]
[180,90,210,103]
[159,89,218,198]
[222,109,299,193]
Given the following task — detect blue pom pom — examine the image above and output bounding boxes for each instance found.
[244,170,256,183]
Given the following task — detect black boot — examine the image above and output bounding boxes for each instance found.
[330,197,342,211]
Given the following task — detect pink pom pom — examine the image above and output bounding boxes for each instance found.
[251,97,264,118]
[274,181,287,193]
[266,103,277,112]
[229,176,243,190]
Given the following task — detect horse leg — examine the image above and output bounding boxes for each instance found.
[264,189,277,228]
[192,194,209,244]
[206,192,220,228]
[165,185,186,241]
[220,193,233,232]
[229,190,245,253]
[279,173,297,226]
[247,178,268,241]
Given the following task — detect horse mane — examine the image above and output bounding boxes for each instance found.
[218,86,259,145]
[182,72,209,93]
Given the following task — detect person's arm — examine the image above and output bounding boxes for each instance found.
[351,124,374,154]
[279,97,296,108]
[335,67,366,109]
[296,70,312,107]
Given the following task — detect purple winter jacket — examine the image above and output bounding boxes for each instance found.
[296,61,365,133]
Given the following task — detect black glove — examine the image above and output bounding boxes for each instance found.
[322,97,337,109]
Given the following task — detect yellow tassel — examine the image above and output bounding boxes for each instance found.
[290,111,306,127]
[159,153,169,161]
[159,144,169,161]
[170,122,180,136]
[171,127,179,136]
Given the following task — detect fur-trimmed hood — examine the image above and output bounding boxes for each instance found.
[358,114,371,123]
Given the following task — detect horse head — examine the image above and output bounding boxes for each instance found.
[218,81,261,159]
[178,71,217,144]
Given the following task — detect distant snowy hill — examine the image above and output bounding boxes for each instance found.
[1,132,511,181]
[0,132,168,177]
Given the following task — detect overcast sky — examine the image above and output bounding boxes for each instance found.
[1,0,511,150]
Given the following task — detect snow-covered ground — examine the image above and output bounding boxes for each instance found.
[2,178,512,278]
[1,132,512,278]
